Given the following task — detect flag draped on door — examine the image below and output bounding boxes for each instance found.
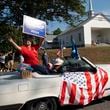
[59,67,108,106]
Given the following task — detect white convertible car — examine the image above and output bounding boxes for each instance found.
[0,57,110,110]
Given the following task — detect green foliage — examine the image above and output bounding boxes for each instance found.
[0,0,86,26]
[53,28,62,35]
[0,24,22,52]
[0,0,87,52]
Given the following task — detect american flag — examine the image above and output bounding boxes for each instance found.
[59,67,108,106]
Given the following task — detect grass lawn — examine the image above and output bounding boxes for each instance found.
[44,46,110,64]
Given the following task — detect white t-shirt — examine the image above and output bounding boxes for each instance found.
[0,55,6,64]
[20,55,24,63]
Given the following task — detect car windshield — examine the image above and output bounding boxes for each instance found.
[62,57,96,72]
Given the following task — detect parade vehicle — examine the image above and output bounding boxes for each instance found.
[0,57,110,110]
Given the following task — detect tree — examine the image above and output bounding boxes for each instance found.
[0,0,86,26]
[0,0,86,52]
[0,24,22,52]
[53,28,62,35]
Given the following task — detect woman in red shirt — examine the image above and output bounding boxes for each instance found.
[8,35,49,74]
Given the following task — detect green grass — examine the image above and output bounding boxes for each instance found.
[79,46,110,64]
[44,46,110,64]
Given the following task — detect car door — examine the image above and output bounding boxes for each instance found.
[0,72,62,106]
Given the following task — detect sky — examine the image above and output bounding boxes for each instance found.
[47,0,110,33]
[92,0,110,15]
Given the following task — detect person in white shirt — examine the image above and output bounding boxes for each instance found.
[0,51,12,72]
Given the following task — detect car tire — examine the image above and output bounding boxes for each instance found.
[26,98,58,110]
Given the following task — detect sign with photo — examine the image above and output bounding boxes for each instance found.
[23,15,46,38]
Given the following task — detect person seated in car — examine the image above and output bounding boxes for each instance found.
[48,58,64,74]
[39,47,49,67]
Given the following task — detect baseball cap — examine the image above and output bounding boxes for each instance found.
[54,58,64,66]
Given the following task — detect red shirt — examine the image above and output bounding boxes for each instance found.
[20,45,39,66]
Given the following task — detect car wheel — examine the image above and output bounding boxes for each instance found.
[27,98,58,110]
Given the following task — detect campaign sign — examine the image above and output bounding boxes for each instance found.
[23,15,46,38]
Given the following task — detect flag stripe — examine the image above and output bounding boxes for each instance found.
[59,81,67,105]
[94,70,100,100]
[98,67,108,97]
[85,71,93,104]
[74,85,81,105]
[69,83,76,104]
[98,68,104,98]
[79,88,85,105]
[89,73,96,100]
